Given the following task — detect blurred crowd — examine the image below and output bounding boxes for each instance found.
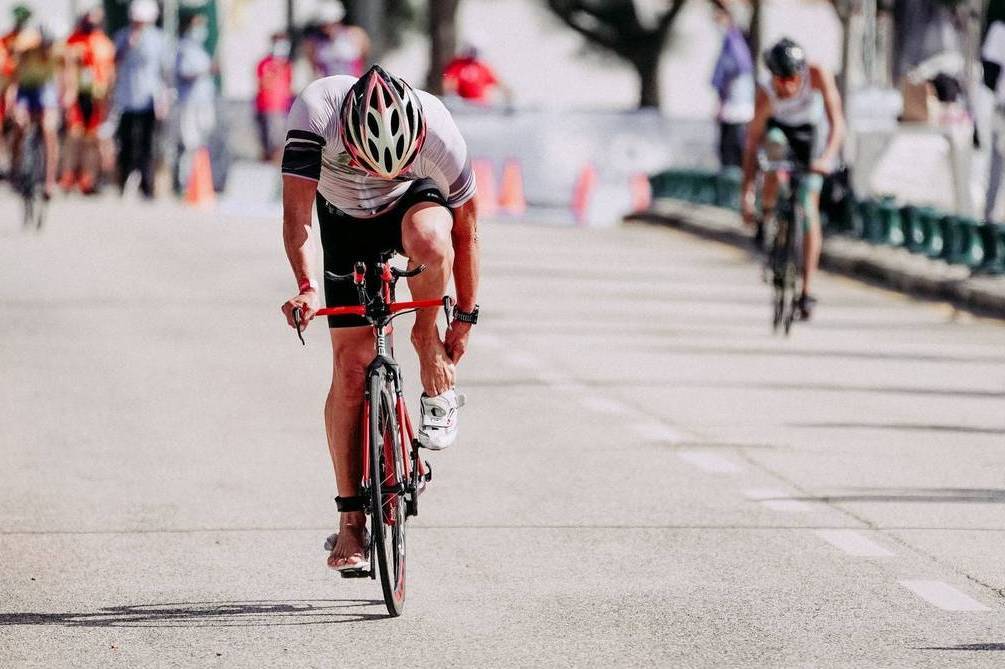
[0,0,221,200]
[0,0,513,202]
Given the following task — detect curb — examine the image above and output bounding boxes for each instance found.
[627,199,1005,320]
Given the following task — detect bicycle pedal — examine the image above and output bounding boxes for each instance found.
[338,569,370,579]
[423,460,432,482]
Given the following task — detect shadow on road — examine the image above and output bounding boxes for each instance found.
[794,488,1005,504]
[920,643,1005,651]
[0,599,387,628]
[790,422,1005,436]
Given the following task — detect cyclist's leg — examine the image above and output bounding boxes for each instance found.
[39,109,59,197]
[799,174,824,298]
[61,104,83,189]
[8,96,29,176]
[401,201,455,397]
[325,325,374,569]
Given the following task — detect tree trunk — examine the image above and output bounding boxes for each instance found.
[354,0,387,62]
[427,0,460,94]
[748,0,762,63]
[634,52,662,109]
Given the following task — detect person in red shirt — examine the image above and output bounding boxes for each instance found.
[255,32,293,162]
[61,6,116,193]
[442,43,511,106]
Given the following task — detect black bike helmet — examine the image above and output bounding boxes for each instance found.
[764,38,806,78]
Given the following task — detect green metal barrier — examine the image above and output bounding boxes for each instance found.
[648,168,1005,274]
[938,216,985,268]
[977,223,1005,274]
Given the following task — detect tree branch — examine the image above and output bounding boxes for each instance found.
[657,0,689,36]
[546,0,621,50]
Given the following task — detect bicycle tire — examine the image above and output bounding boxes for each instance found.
[367,368,407,616]
[21,131,46,231]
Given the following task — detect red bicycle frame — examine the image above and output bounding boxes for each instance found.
[312,260,445,504]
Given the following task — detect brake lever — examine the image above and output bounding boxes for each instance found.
[442,295,455,326]
[392,264,426,280]
[293,307,306,346]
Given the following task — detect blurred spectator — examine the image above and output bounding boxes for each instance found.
[112,0,168,199]
[442,41,512,106]
[1,4,34,171]
[255,32,293,162]
[710,1,754,170]
[173,13,216,194]
[982,17,1005,221]
[61,5,116,194]
[304,1,369,79]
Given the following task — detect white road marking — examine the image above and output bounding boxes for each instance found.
[677,451,740,474]
[814,529,894,557]
[503,351,540,369]
[477,332,503,349]
[635,421,687,444]
[744,488,814,512]
[898,580,990,611]
[579,396,633,416]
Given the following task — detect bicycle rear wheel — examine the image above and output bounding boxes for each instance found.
[21,131,46,231]
[367,367,407,617]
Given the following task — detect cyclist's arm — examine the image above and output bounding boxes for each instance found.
[282,175,318,291]
[450,199,479,313]
[810,64,845,169]
[741,87,772,201]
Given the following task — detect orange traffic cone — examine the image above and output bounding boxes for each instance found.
[571,163,598,225]
[185,147,216,208]
[630,172,652,212]
[471,158,498,218]
[498,159,527,217]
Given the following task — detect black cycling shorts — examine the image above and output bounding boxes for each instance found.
[317,177,448,328]
[766,118,817,169]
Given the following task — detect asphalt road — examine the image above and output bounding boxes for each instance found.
[1,195,1003,667]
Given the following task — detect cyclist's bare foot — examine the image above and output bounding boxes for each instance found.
[326,512,368,570]
[412,330,455,396]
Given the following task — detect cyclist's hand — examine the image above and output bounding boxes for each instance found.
[741,189,757,226]
[281,288,319,329]
[414,334,455,396]
[444,321,472,364]
[810,158,833,176]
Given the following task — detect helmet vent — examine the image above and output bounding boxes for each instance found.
[395,136,405,157]
[390,109,400,135]
[383,149,393,173]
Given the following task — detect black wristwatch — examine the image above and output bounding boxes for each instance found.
[452,304,479,325]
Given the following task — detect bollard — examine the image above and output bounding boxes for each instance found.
[857,199,882,243]
[976,222,1005,274]
[918,208,944,258]
[716,169,742,211]
[876,197,904,246]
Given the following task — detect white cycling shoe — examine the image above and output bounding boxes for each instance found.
[416,388,465,450]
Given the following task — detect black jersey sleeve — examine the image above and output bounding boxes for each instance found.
[281,129,326,181]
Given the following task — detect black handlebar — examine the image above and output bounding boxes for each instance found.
[393,264,426,279]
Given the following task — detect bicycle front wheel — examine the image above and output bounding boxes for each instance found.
[367,368,407,616]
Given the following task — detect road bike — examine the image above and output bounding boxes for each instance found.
[760,142,805,336]
[293,251,451,617]
[14,121,48,231]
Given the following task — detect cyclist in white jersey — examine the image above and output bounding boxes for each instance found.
[280,66,479,572]
[741,38,845,319]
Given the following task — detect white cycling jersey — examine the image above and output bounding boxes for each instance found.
[761,68,824,127]
[282,75,476,219]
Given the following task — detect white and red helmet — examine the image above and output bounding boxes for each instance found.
[340,65,427,179]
